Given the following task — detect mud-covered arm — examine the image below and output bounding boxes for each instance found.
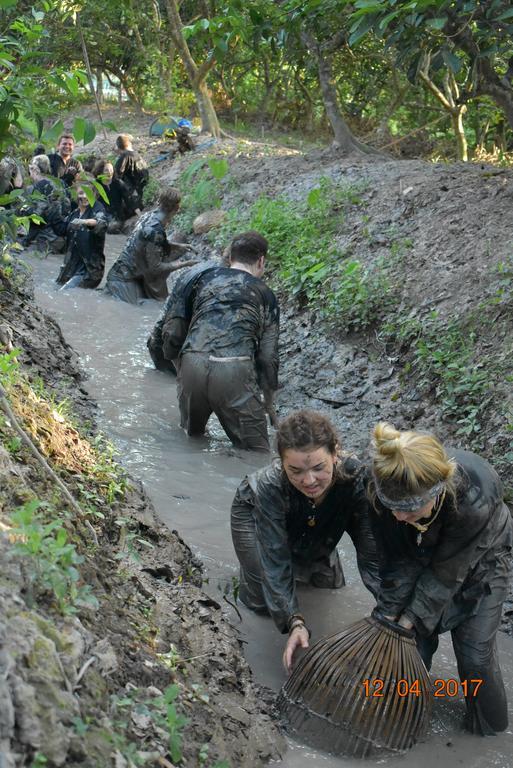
[255,298,279,394]
[402,497,503,636]
[254,473,298,633]
[367,507,424,620]
[161,269,198,360]
[161,316,190,361]
[345,478,381,600]
[91,206,108,234]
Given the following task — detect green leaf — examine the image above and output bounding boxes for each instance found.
[215,37,229,54]
[83,121,96,145]
[64,73,79,97]
[378,10,401,30]
[42,119,65,146]
[354,0,382,8]
[82,185,95,207]
[73,116,85,143]
[348,15,377,46]
[442,48,462,74]
[35,113,44,139]
[307,187,321,207]
[207,157,229,180]
[426,17,447,29]
[497,8,513,20]
[0,0,18,8]
[92,178,109,204]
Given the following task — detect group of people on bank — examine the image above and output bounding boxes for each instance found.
[5,132,149,288]
[9,136,512,738]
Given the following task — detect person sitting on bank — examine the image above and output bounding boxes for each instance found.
[20,154,70,253]
[367,421,512,735]
[93,159,135,233]
[48,133,83,187]
[114,134,149,213]
[231,409,380,671]
[56,181,107,289]
[104,187,197,304]
[161,231,279,452]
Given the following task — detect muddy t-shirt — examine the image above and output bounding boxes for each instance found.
[179,266,280,390]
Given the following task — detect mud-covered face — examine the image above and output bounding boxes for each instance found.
[282,446,336,501]
[391,499,436,523]
[76,187,88,208]
[58,137,74,159]
[102,163,114,183]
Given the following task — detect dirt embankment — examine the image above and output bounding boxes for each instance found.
[3,110,512,767]
[0,271,284,766]
[157,141,513,493]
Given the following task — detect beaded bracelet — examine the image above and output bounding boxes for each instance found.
[288,619,311,638]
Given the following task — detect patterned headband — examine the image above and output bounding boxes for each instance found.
[373,477,446,512]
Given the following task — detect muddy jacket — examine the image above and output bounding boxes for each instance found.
[56,201,108,287]
[106,209,174,301]
[114,150,148,207]
[48,153,83,187]
[21,178,70,241]
[98,178,134,222]
[369,449,513,637]
[147,260,218,372]
[161,266,279,393]
[237,457,380,632]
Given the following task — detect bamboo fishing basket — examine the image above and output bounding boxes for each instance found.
[277,613,432,758]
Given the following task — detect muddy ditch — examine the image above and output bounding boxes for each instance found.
[0,269,284,767]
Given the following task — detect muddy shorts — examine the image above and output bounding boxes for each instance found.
[177,352,269,452]
[104,269,146,304]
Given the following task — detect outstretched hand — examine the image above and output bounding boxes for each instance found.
[283,626,310,674]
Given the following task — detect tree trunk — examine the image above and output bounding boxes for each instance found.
[163,0,221,136]
[451,109,468,161]
[418,68,468,161]
[301,31,378,154]
[194,81,221,136]
[478,72,513,131]
[96,68,103,105]
[76,14,107,138]
[445,13,513,131]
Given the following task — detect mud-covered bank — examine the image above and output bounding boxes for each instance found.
[0,270,284,767]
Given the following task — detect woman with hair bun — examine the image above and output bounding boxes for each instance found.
[231,409,380,672]
[368,422,512,735]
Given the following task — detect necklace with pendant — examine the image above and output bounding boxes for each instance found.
[408,492,445,545]
[307,498,317,527]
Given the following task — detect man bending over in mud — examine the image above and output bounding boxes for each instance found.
[104,187,197,304]
[161,231,279,451]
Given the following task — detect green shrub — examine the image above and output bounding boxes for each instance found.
[11,499,99,615]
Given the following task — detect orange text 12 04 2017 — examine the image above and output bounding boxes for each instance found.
[362,678,483,698]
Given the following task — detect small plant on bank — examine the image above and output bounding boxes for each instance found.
[383,311,492,442]
[174,157,230,233]
[218,178,404,329]
[10,499,99,615]
[142,175,160,208]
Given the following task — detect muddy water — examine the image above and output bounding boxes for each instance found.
[25,243,513,768]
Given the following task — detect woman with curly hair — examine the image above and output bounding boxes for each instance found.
[231,409,380,672]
